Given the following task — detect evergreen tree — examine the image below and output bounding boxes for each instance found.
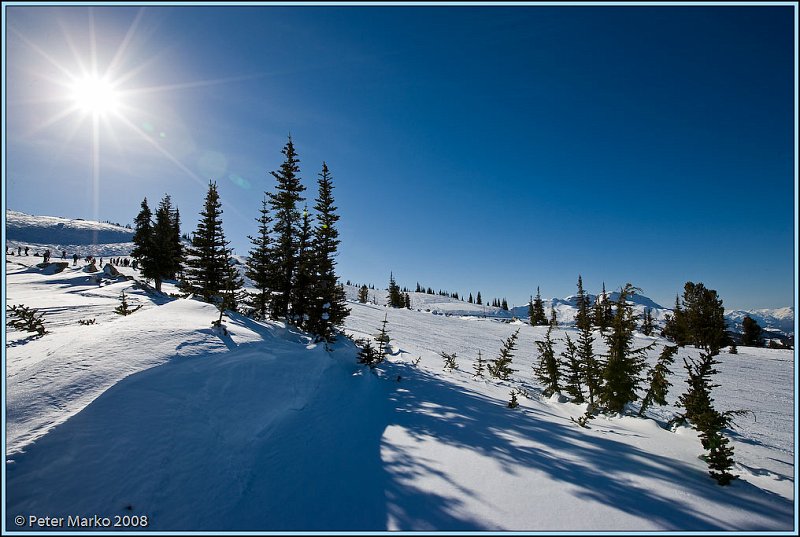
[476,291,482,305]
[307,163,349,339]
[741,315,764,347]
[488,328,520,380]
[527,296,535,325]
[387,272,404,308]
[599,284,654,414]
[501,298,509,311]
[440,351,459,372]
[549,305,558,327]
[245,196,274,319]
[560,333,584,403]
[131,198,153,263]
[638,345,677,416]
[706,430,737,485]
[169,207,184,279]
[356,338,381,368]
[142,194,182,292]
[662,294,689,345]
[473,350,486,378]
[358,284,369,304]
[678,350,738,485]
[578,308,602,407]
[404,293,411,309]
[508,390,519,409]
[682,282,727,353]
[185,181,241,303]
[531,287,547,325]
[534,324,560,397]
[266,136,305,319]
[376,313,391,361]
[114,290,142,316]
[641,307,654,336]
[468,293,473,304]
[594,282,611,331]
[416,282,422,293]
[575,275,590,331]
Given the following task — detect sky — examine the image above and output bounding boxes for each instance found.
[3,3,796,311]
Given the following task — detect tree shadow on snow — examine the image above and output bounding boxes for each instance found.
[378,362,794,531]
[4,338,793,533]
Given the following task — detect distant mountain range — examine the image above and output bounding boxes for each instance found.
[6,209,794,337]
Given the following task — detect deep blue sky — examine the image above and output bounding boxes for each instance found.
[4,4,796,310]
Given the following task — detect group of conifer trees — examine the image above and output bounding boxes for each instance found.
[131,136,349,341]
[522,276,737,485]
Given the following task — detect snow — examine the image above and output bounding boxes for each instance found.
[3,214,796,532]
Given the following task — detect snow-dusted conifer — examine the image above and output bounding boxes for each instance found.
[473,350,486,378]
[488,328,520,380]
[531,287,547,325]
[266,136,305,320]
[307,162,349,339]
[599,284,653,414]
[185,181,241,304]
[638,345,677,416]
[560,333,583,403]
[535,324,560,397]
[245,196,274,319]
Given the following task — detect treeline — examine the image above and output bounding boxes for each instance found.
[129,136,349,341]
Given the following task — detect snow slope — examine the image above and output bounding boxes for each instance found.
[4,255,795,532]
[6,210,134,255]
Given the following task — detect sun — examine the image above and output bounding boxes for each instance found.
[70,75,120,116]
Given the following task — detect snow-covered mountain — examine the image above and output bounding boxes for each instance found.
[4,254,794,531]
[6,210,134,256]
[725,307,795,337]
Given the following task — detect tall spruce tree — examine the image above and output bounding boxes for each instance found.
[574,274,600,405]
[387,272,404,308]
[476,291,482,305]
[143,194,182,292]
[185,181,241,304]
[599,284,654,414]
[535,324,560,397]
[307,162,349,339]
[131,198,153,267]
[575,275,590,331]
[358,284,369,304]
[266,136,305,319]
[245,196,274,319]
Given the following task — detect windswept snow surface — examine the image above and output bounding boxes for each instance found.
[4,257,796,532]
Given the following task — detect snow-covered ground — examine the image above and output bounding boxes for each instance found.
[4,250,795,532]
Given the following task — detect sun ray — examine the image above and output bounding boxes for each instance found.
[9,26,77,82]
[123,73,266,96]
[107,7,145,76]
